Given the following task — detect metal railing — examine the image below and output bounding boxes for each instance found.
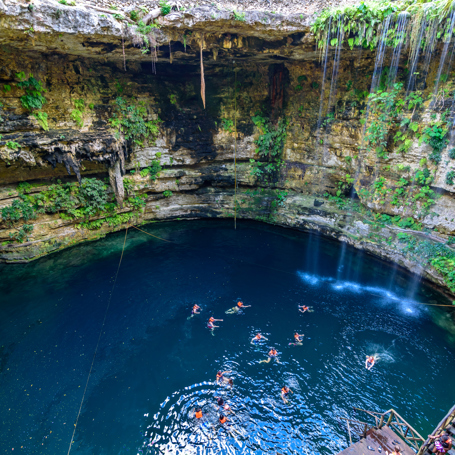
[339,408,425,452]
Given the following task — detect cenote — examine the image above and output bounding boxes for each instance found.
[1,220,455,455]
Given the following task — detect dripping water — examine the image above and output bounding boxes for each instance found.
[387,12,409,87]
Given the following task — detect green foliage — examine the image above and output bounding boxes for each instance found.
[159,0,171,15]
[221,118,234,132]
[33,111,49,131]
[130,10,139,21]
[109,96,161,147]
[71,99,85,128]
[16,73,47,111]
[140,160,162,180]
[113,13,125,21]
[9,224,33,243]
[3,84,11,92]
[233,10,246,21]
[163,190,173,197]
[6,141,20,151]
[1,199,36,225]
[311,1,397,53]
[446,170,455,185]
[421,122,448,164]
[448,148,455,159]
[364,83,403,159]
[250,115,288,183]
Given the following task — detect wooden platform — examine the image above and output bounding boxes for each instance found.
[338,426,416,455]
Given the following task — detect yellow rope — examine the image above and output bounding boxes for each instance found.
[67,227,129,455]
[234,68,237,230]
[128,224,173,243]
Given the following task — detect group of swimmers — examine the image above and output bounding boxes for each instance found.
[189,298,378,427]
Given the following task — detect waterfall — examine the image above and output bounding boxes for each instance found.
[406,18,427,94]
[316,16,332,131]
[370,14,393,94]
[432,9,455,102]
[387,12,409,87]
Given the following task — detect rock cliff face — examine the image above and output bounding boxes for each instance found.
[1,0,455,298]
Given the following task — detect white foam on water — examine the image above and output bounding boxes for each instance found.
[297,272,422,317]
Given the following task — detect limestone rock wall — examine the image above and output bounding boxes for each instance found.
[1,0,455,298]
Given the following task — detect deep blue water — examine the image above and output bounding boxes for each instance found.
[1,220,455,455]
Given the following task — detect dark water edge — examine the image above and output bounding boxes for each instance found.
[1,219,454,455]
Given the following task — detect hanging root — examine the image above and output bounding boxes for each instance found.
[200,34,206,109]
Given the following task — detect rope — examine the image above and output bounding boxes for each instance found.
[128,224,173,243]
[67,227,129,455]
[234,67,237,230]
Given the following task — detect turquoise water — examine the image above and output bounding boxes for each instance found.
[1,220,455,455]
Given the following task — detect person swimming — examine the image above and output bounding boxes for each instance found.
[298,305,309,313]
[216,370,232,384]
[192,304,201,315]
[251,333,268,344]
[226,300,251,314]
[194,408,203,419]
[260,348,279,363]
[289,332,304,346]
[207,317,223,335]
[216,397,233,414]
[281,386,293,404]
[365,355,376,370]
[219,414,227,424]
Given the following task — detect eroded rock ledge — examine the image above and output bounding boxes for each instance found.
[1,0,455,300]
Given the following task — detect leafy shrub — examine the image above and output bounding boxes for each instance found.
[163,190,173,197]
[33,111,49,131]
[6,141,20,151]
[16,73,47,111]
[446,170,455,185]
[159,0,171,15]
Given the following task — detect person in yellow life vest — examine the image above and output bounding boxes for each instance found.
[281,386,293,404]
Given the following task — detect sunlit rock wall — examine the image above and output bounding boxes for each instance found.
[1,0,454,298]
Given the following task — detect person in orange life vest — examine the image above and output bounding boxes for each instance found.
[260,347,279,363]
[281,386,293,404]
[192,304,201,315]
[298,305,309,313]
[365,355,376,370]
[219,414,227,425]
[194,408,203,419]
[207,317,223,335]
[251,333,268,344]
[290,332,304,346]
[226,300,251,314]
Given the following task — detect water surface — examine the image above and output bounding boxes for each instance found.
[1,220,454,455]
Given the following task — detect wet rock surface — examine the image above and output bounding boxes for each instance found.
[1,0,455,298]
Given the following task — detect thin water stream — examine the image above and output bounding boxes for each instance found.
[0,220,454,455]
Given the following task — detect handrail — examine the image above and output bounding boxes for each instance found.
[417,404,455,455]
[349,408,425,451]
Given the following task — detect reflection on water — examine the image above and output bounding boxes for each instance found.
[0,220,454,455]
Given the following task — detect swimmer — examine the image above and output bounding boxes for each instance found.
[298,305,309,313]
[194,408,203,419]
[251,333,268,344]
[259,348,280,363]
[192,304,201,315]
[289,332,304,346]
[226,300,251,314]
[216,370,232,384]
[365,355,376,370]
[281,386,293,404]
[207,317,223,335]
[219,414,228,425]
[216,397,234,414]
